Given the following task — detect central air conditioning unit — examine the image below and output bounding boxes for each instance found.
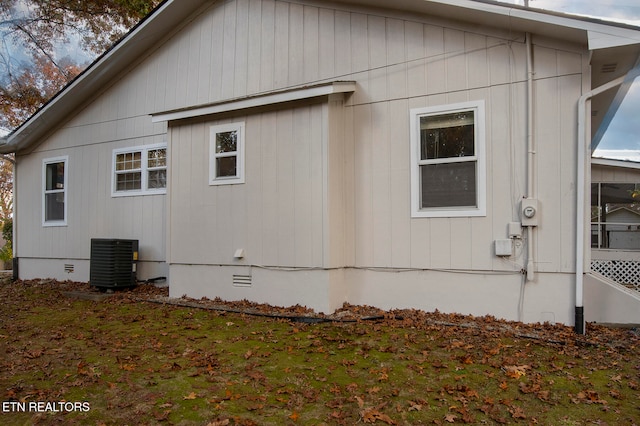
[90,239,139,290]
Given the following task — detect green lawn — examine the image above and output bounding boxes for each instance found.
[0,279,638,425]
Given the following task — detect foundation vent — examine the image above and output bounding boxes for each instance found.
[233,274,252,287]
[64,264,74,273]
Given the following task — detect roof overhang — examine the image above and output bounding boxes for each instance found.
[1,0,640,154]
[0,0,210,154]
[151,81,357,123]
[591,157,640,170]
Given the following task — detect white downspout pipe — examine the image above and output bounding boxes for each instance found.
[525,33,535,281]
[575,75,626,334]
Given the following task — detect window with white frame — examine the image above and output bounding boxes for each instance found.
[410,101,486,217]
[112,144,167,196]
[209,122,245,185]
[43,156,68,226]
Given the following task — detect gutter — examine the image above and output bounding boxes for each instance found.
[575,75,627,334]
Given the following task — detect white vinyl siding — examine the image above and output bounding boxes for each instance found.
[410,101,486,218]
[42,156,68,226]
[112,144,167,196]
[209,122,245,185]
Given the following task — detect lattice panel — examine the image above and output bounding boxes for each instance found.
[591,260,640,292]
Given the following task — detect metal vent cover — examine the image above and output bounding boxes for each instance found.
[90,239,139,289]
[233,274,252,287]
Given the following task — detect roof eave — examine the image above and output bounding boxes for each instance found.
[0,0,209,155]
[3,0,640,155]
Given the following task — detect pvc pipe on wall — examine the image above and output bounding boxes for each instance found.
[575,75,626,334]
[525,33,535,282]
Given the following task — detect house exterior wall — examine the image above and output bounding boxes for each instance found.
[165,0,586,323]
[14,81,169,282]
[13,0,595,324]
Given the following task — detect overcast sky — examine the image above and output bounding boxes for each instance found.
[502,0,640,160]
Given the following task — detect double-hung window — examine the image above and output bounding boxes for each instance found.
[209,122,245,185]
[43,156,68,226]
[410,101,486,217]
[112,144,167,196]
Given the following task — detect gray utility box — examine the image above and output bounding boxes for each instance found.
[90,239,139,290]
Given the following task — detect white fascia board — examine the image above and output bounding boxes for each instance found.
[425,0,640,49]
[591,157,640,170]
[151,81,357,123]
[588,30,640,50]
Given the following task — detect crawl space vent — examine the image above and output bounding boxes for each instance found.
[233,274,252,287]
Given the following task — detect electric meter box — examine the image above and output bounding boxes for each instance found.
[521,198,539,227]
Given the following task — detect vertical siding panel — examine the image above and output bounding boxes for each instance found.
[354,104,373,265]
[470,87,494,270]
[318,8,335,79]
[487,37,510,87]
[173,31,191,108]
[234,0,250,97]
[303,6,319,83]
[466,33,488,89]
[535,75,561,272]
[276,110,295,264]
[343,102,356,266]
[247,0,263,94]
[405,21,426,98]
[293,107,313,266]
[274,1,289,87]
[246,115,263,265]
[444,28,466,93]
[221,1,238,99]
[186,19,202,105]
[289,3,304,85]
[450,218,472,269]
[368,16,387,103]
[192,124,210,262]
[261,112,278,265]
[215,186,233,262]
[387,18,407,101]
[487,85,515,269]
[310,105,325,265]
[430,218,452,268]
[151,50,167,111]
[232,184,248,263]
[196,10,213,105]
[389,100,411,267]
[260,0,276,92]
[425,24,445,95]
[95,145,110,238]
[334,11,352,76]
[209,8,225,101]
[560,75,580,271]
[350,13,369,104]
[371,102,391,266]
